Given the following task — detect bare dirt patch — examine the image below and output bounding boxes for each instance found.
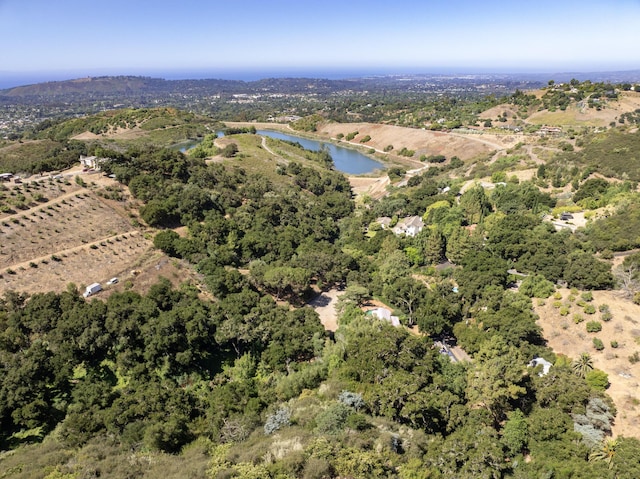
[348,176,390,200]
[315,122,513,162]
[309,288,342,332]
[535,288,640,438]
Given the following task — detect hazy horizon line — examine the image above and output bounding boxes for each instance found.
[2,66,640,90]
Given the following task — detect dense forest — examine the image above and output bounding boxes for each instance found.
[3,116,640,478]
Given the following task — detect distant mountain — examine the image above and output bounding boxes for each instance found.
[0,75,365,99]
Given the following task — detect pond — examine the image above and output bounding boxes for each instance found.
[256,130,383,175]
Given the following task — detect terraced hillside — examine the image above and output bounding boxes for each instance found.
[0,175,155,295]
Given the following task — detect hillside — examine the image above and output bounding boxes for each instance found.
[4,109,640,478]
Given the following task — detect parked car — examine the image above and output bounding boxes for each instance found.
[106,277,119,285]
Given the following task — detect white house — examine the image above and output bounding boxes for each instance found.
[392,216,424,237]
[528,357,553,376]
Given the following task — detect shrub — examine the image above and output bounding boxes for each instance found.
[264,407,291,435]
[585,369,609,391]
[338,391,365,411]
[599,304,610,313]
[630,352,640,364]
[586,321,602,332]
[592,338,605,350]
[315,403,350,435]
[581,291,594,302]
[610,340,619,348]
[345,131,358,141]
[601,311,613,322]
[584,304,597,315]
[559,306,570,316]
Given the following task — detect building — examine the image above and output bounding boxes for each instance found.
[528,357,553,376]
[368,307,401,327]
[79,155,108,170]
[392,216,424,237]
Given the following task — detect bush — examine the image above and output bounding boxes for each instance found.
[315,403,350,435]
[584,304,597,315]
[586,321,602,332]
[593,338,605,350]
[585,369,609,391]
[338,391,365,411]
[581,291,594,302]
[610,340,619,348]
[264,407,291,435]
[573,314,584,324]
[630,352,640,364]
[601,311,613,322]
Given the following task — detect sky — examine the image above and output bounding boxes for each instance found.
[1,0,639,86]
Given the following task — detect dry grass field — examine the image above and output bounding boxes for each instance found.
[535,288,640,439]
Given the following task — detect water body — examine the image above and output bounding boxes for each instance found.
[176,131,225,153]
[256,130,383,175]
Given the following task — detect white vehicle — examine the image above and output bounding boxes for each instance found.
[106,277,119,285]
[83,282,102,298]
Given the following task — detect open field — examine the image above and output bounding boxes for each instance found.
[535,288,640,439]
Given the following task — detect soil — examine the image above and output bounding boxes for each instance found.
[315,122,518,163]
[308,288,342,332]
[534,288,640,438]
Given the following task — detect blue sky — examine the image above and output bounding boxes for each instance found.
[1,0,639,83]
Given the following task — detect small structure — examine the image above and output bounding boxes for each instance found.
[560,212,574,221]
[376,217,392,229]
[368,307,401,327]
[392,216,424,237]
[528,357,553,377]
[538,126,563,136]
[80,155,109,170]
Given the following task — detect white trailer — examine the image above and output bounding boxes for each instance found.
[83,282,102,298]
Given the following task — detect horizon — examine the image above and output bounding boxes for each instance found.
[2,66,640,90]
[1,0,639,89]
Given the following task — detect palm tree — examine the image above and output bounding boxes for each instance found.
[572,352,594,378]
[589,438,618,468]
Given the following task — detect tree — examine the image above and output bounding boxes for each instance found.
[335,284,370,314]
[465,336,527,423]
[220,143,238,158]
[519,274,555,298]
[501,409,528,456]
[384,277,428,326]
[585,369,609,391]
[416,282,461,335]
[564,251,614,290]
[572,352,594,378]
[459,185,491,224]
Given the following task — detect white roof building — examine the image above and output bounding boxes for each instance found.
[392,216,424,237]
